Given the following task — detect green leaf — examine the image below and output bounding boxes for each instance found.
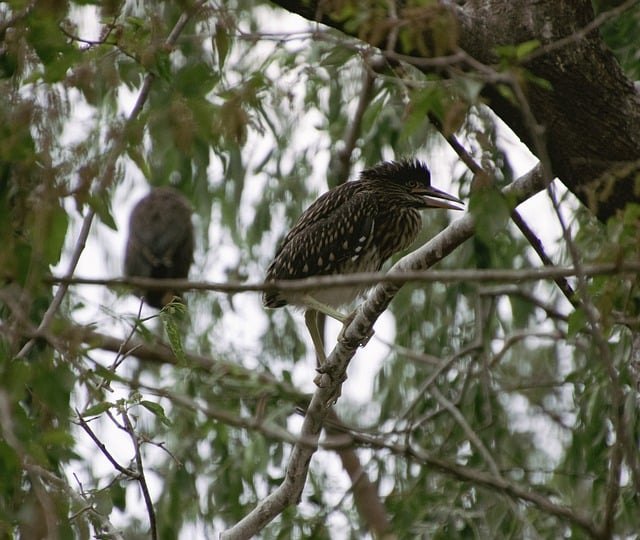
[87,193,117,231]
[43,204,68,265]
[524,71,553,91]
[567,308,587,336]
[82,402,113,418]
[515,39,541,59]
[160,307,187,366]
[214,23,230,69]
[110,483,127,511]
[94,489,114,515]
[140,400,171,426]
[494,40,541,62]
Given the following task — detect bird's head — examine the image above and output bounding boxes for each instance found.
[360,159,463,210]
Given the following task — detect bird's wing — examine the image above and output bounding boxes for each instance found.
[265,189,378,281]
[277,182,364,251]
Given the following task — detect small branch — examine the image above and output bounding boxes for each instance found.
[121,410,157,540]
[35,465,125,540]
[430,385,503,478]
[75,411,136,477]
[330,56,378,185]
[404,443,600,538]
[521,0,639,63]
[0,0,36,35]
[478,285,569,322]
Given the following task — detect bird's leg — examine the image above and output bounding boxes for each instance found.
[301,294,348,324]
[305,309,346,404]
[305,309,327,365]
[302,294,374,348]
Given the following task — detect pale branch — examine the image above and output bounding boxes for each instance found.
[221,164,548,538]
[15,0,208,360]
[43,259,640,294]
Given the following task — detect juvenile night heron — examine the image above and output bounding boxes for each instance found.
[124,187,194,308]
[263,159,463,362]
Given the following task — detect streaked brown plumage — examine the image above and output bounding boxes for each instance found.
[263,159,462,311]
[124,187,194,308]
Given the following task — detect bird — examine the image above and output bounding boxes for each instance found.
[263,159,463,362]
[124,187,195,308]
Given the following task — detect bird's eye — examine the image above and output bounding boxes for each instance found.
[406,180,418,188]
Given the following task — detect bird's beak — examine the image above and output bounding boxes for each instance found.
[416,185,464,210]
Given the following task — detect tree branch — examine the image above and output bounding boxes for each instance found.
[41,260,640,296]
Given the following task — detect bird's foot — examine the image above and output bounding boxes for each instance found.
[336,310,375,348]
[313,363,347,406]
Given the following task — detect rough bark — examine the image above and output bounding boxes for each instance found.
[270,0,640,221]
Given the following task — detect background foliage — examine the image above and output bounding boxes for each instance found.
[1,0,639,538]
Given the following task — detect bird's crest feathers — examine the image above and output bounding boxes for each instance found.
[359,159,431,186]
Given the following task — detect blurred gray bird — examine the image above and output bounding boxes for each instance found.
[263,159,463,361]
[124,187,194,308]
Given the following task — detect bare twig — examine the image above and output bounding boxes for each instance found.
[121,410,158,540]
[430,385,503,478]
[75,411,136,477]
